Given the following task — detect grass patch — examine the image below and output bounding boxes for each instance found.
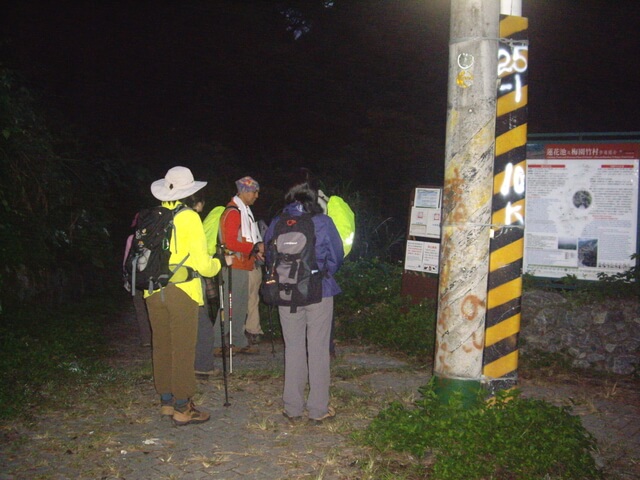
[0,296,141,420]
[355,381,602,479]
[232,368,284,381]
[334,258,437,363]
[332,365,379,380]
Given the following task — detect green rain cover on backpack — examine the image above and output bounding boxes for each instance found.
[326,195,355,257]
[203,205,240,255]
[203,205,227,256]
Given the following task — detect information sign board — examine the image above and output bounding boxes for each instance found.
[524,143,639,280]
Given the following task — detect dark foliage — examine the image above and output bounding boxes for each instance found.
[0,68,131,309]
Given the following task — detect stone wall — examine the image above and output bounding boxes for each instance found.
[520,290,639,375]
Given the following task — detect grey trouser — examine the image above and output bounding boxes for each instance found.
[195,278,216,372]
[280,297,333,419]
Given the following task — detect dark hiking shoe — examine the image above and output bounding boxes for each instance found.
[245,332,263,345]
[172,401,210,426]
[308,407,336,426]
[282,411,303,424]
[237,345,259,354]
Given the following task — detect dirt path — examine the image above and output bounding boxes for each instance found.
[0,307,638,479]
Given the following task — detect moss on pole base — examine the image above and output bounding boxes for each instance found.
[433,374,485,407]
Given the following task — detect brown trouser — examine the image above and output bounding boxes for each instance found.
[146,284,199,400]
[245,266,264,335]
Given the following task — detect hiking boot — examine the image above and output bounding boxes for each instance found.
[160,400,175,417]
[237,345,259,354]
[172,401,210,426]
[308,407,336,426]
[245,331,263,345]
[282,411,303,424]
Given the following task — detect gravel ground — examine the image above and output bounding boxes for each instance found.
[0,308,638,479]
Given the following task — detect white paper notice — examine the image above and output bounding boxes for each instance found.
[409,207,441,239]
[404,240,440,273]
[414,188,441,209]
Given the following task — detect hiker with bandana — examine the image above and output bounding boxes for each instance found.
[213,176,265,354]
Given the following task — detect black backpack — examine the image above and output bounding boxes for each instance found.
[123,204,192,295]
[261,212,323,312]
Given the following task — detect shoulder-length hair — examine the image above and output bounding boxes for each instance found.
[284,168,323,215]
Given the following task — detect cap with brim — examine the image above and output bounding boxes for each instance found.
[151,166,207,201]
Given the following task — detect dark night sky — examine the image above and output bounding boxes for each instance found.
[2,1,639,188]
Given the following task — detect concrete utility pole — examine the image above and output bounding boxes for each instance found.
[433,0,501,402]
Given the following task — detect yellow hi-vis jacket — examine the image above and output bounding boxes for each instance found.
[144,201,222,306]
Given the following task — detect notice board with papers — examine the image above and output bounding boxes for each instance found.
[401,186,442,301]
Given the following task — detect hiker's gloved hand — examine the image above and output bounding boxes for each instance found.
[252,242,265,264]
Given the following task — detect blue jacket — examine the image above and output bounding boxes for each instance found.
[264,202,344,297]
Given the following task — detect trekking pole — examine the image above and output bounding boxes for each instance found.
[227,264,233,374]
[214,275,230,407]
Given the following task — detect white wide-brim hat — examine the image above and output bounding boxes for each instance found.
[151,166,207,201]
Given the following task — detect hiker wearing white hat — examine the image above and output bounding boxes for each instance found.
[150,165,208,201]
[145,166,226,426]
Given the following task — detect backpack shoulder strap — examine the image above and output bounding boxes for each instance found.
[173,203,191,216]
[168,203,192,256]
[219,204,241,249]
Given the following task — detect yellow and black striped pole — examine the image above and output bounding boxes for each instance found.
[483,14,528,393]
